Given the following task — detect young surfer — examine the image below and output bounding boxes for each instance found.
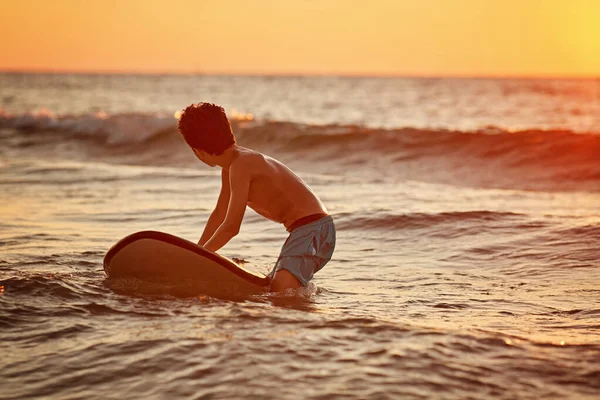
[177,102,335,292]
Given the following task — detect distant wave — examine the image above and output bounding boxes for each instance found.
[335,210,524,231]
[0,109,176,144]
[1,110,599,191]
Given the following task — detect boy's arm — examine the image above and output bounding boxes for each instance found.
[198,169,230,246]
[203,162,250,253]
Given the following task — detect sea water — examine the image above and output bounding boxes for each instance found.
[1,73,599,399]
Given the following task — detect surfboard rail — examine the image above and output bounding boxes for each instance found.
[104,231,270,289]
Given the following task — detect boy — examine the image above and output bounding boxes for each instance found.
[177,103,335,292]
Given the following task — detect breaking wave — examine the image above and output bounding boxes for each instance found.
[1,110,598,191]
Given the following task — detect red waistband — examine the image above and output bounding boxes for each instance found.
[287,213,328,232]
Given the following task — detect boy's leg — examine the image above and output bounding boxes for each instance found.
[269,216,335,292]
[270,269,302,292]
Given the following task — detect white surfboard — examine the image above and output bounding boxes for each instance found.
[104,231,270,296]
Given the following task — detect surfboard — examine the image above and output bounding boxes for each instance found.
[103,231,270,295]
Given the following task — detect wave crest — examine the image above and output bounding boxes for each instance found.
[2,110,598,191]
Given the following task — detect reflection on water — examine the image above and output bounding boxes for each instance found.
[1,74,599,399]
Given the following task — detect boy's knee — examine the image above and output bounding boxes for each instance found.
[270,269,303,292]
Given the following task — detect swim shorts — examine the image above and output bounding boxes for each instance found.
[268,215,336,286]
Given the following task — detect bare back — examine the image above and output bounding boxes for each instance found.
[230,147,327,229]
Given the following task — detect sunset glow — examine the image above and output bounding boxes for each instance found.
[0,0,598,77]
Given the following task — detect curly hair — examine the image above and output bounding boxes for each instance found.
[177,103,236,155]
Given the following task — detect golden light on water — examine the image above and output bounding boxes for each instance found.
[36,107,54,118]
[95,111,109,120]
[230,109,254,121]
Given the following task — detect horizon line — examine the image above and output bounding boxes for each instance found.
[0,68,598,80]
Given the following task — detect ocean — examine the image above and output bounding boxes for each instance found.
[1,73,599,399]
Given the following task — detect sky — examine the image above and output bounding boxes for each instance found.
[0,0,598,77]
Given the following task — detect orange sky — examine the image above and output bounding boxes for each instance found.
[0,0,598,77]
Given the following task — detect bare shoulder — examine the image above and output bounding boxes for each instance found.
[231,148,266,171]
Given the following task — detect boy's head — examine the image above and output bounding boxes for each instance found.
[178,103,236,155]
